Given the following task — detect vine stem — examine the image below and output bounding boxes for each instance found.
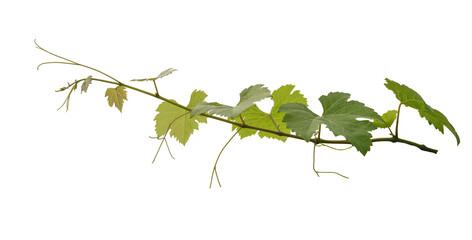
[210,127,241,188]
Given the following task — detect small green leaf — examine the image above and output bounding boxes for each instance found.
[156,68,177,79]
[384,78,460,145]
[191,84,271,119]
[154,90,207,145]
[81,75,92,93]
[279,92,382,155]
[374,110,397,128]
[131,68,177,82]
[105,86,127,112]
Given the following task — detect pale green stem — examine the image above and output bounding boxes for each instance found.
[395,103,402,138]
[268,113,281,132]
[313,126,349,179]
[319,144,353,151]
[210,127,241,188]
[149,136,175,159]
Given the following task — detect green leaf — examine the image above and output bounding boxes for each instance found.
[384,78,460,145]
[105,86,127,112]
[230,105,262,138]
[384,78,430,110]
[278,103,320,141]
[190,84,271,119]
[374,110,397,128]
[232,84,308,141]
[81,75,92,93]
[279,92,383,155]
[154,90,207,145]
[418,108,460,144]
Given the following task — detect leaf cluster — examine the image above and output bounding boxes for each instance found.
[151,78,460,157]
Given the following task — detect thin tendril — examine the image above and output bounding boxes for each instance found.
[57,82,78,111]
[149,136,175,159]
[318,143,354,151]
[37,62,77,70]
[313,127,349,179]
[152,113,188,163]
[35,39,123,85]
[163,138,175,159]
[210,127,241,188]
[313,143,320,177]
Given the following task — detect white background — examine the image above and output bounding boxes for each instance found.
[1,0,471,239]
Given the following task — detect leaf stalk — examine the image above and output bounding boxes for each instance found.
[395,103,402,139]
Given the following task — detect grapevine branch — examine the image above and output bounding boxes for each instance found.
[57,76,438,154]
[37,41,443,185]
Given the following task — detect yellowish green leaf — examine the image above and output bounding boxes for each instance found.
[105,86,127,112]
[374,110,397,128]
[154,90,207,145]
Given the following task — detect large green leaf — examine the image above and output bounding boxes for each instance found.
[154,90,207,145]
[384,78,460,145]
[232,84,308,141]
[279,92,383,155]
[190,84,271,119]
[105,86,128,112]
